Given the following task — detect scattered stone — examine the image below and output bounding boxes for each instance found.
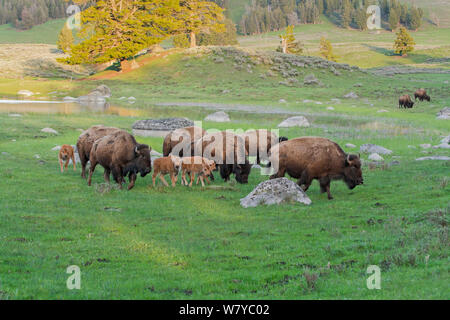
[1,152,10,156]
[17,90,33,97]
[51,146,61,151]
[377,109,389,113]
[420,144,432,149]
[118,96,127,100]
[41,128,58,135]
[63,96,77,101]
[89,85,111,98]
[368,153,384,161]
[304,74,321,86]
[132,118,194,137]
[34,154,40,159]
[433,143,450,150]
[204,111,230,122]
[416,156,450,161]
[344,92,358,99]
[279,99,287,104]
[315,101,323,105]
[327,106,335,111]
[440,135,450,145]
[388,161,400,167]
[222,89,230,94]
[278,116,310,128]
[9,113,22,117]
[407,145,417,149]
[345,143,356,148]
[240,178,311,208]
[436,107,450,120]
[360,144,392,155]
[354,83,363,87]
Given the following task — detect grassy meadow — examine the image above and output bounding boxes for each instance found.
[0,3,449,299]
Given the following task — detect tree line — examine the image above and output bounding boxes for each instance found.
[238,0,425,35]
[0,0,69,30]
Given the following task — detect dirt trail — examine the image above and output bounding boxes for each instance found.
[87,50,173,81]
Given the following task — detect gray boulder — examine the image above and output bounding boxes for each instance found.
[240,178,312,208]
[41,128,58,134]
[436,107,450,120]
[345,143,356,148]
[360,144,392,155]
[368,153,384,161]
[204,111,230,122]
[132,118,194,137]
[304,74,321,86]
[344,92,359,99]
[278,116,310,128]
[416,156,450,161]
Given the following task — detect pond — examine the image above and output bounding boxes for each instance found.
[0,99,144,117]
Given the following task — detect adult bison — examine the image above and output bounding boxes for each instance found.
[77,125,120,179]
[414,89,431,102]
[87,130,152,190]
[399,95,414,109]
[269,137,363,200]
[194,131,252,184]
[163,126,206,157]
[240,129,280,164]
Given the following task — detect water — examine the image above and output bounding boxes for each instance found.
[0,99,143,116]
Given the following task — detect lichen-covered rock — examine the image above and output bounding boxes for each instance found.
[205,111,230,122]
[416,156,450,161]
[240,178,312,208]
[436,107,450,120]
[344,92,359,99]
[360,144,392,155]
[132,118,193,131]
[278,116,310,128]
[41,127,58,134]
[368,153,384,161]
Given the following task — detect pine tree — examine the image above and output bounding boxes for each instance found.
[278,25,303,54]
[319,37,337,62]
[341,0,351,28]
[389,9,399,31]
[57,23,74,53]
[407,7,421,31]
[177,0,225,48]
[61,0,182,65]
[393,27,415,56]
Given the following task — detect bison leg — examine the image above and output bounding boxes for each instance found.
[112,166,124,189]
[170,173,177,187]
[298,170,312,191]
[79,153,88,179]
[152,172,158,187]
[87,160,98,187]
[128,172,137,190]
[159,174,170,187]
[219,165,231,182]
[319,177,333,200]
[104,168,111,183]
[59,158,64,173]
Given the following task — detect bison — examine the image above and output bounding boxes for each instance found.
[399,95,414,109]
[240,129,280,164]
[414,89,431,102]
[76,125,120,179]
[269,137,363,200]
[163,126,206,157]
[87,130,152,190]
[194,131,252,184]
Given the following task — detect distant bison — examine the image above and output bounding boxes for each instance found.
[399,95,414,109]
[194,131,252,184]
[163,126,206,157]
[269,137,363,200]
[88,130,152,190]
[414,89,431,102]
[77,125,120,178]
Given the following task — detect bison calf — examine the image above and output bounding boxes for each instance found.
[152,155,182,187]
[269,137,363,200]
[181,156,215,187]
[88,130,152,190]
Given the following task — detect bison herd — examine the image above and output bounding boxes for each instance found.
[399,88,431,109]
[72,125,365,200]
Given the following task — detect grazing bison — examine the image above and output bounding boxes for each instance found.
[88,130,152,190]
[194,131,252,184]
[414,89,431,102]
[163,126,206,157]
[269,137,363,200]
[77,125,120,179]
[240,129,280,164]
[399,95,414,109]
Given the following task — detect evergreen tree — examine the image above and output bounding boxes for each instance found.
[341,0,351,28]
[278,25,303,54]
[177,0,225,48]
[173,34,190,48]
[407,6,421,31]
[197,18,238,46]
[393,26,415,56]
[319,37,337,61]
[57,23,74,53]
[389,9,399,31]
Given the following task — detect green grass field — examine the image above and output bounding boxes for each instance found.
[0,47,449,299]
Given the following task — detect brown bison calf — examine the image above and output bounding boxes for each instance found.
[163,126,206,157]
[88,130,152,190]
[414,89,431,102]
[152,155,182,187]
[180,156,215,187]
[399,95,414,108]
[76,125,120,179]
[269,137,363,200]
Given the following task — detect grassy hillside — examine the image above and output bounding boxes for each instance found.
[0,19,65,45]
[0,47,449,299]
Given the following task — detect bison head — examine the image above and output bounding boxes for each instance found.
[279,136,289,143]
[343,154,363,189]
[425,95,431,102]
[134,144,152,177]
[233,162,252,184]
